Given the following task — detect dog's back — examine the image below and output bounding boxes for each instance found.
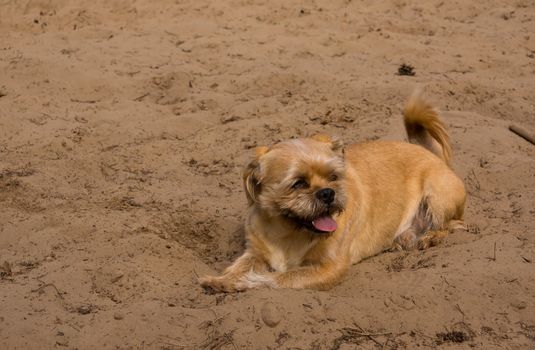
[343,94,465,255]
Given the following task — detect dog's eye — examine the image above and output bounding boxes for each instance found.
[292,178,309,189]
[329,173,338,182]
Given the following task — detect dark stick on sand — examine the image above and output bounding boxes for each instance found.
[509,124,535,145]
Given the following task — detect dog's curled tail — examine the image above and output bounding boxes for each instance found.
[403,92,452,165]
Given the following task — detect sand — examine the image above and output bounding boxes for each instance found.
[1,0,534,349]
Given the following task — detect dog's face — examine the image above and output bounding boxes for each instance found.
[244,135,346,235]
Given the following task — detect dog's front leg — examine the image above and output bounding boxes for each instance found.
[273,259,349,290]
[199,251,271,292]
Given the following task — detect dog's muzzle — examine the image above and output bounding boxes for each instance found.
[315,188,335,204]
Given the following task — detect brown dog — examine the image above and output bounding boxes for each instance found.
[199,93,466,292]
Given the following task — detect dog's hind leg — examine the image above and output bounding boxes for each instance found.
[394,205,449,250]
[396,169,466,250]
[417,229,449,249]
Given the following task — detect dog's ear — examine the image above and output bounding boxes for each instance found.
[311,134,344,151]
[243,146,268,204]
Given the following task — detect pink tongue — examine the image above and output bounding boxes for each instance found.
[312,216,337,232]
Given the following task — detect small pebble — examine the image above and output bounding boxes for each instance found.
[56,339,69,347]
[510,301,526,310]
[113,311,124,320]
[110,270,124,283]
[77,305,91,315]
[220,115,241,124]
[261,302,281,328]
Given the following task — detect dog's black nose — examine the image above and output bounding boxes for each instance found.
[316,188,335,204]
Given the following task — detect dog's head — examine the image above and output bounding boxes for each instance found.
[243,135,346,235]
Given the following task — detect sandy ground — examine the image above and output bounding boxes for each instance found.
[1,0,534,349]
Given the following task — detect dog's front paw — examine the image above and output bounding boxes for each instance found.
[199,272,276,293]
[198,275,245,293]
[238,271,277,289]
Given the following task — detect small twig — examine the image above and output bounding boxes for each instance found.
[31,279,79,313]
[70,98,99,104]
[442,276,451,286]
[446,68,474,74]
[345,328,392,337]
[209,309,218,319]
[159,334,185,348]
[159,340,183,349]
[164,30,179,36]
[133,92,149,102]
[31,283,65,300]
[509,124,535,145]
[469,169,481,191]
[67,323,80,332]
[161,335,183,342]
[200,330,234,350]
[486,242,497,261]
[346,324,391,347]
[455,304,465,319]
